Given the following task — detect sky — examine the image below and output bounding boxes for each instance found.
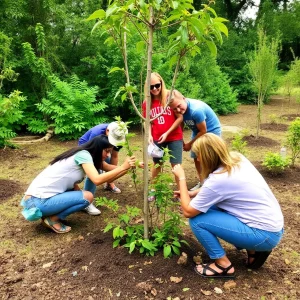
[243,0,260,19]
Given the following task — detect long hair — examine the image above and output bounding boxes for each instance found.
[192,133,241,180]
[144,72,169,107]
[50,135,113,169]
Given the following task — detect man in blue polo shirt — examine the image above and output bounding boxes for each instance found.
[78,122,128,215]
[169,90,221,191]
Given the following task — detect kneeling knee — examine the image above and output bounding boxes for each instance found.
[83,191,94,203]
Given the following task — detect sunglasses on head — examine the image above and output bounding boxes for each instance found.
[150,83,161,90]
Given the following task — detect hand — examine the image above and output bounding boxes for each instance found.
[172,164,186,179]
[173,190,180,198]
[148,136,153,144]
[122,156,136,170]
[137,161,144,169]
[157,133,168,144]
[183,142,192,151]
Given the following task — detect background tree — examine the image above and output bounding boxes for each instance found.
[248,27,280,138]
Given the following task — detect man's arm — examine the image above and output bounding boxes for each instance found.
[183,121,207,151]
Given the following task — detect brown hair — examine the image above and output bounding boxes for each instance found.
[191,133,241,179]
[144,72,168,107]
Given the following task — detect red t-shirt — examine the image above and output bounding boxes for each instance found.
[142,99,183,142]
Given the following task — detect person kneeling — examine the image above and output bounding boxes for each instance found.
[21,135,136,234]
[172,133,284,278]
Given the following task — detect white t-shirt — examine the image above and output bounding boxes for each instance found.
[25,150,93,198]
[190,155,284,232]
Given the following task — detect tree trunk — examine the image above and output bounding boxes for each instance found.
[143,5,154,239]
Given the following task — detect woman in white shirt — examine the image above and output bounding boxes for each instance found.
[21,135,136,234]
[172,133,284,278]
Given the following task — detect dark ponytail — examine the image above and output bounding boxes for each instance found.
[50,135,112,169]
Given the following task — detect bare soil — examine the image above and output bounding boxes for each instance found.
[0,97,299,299]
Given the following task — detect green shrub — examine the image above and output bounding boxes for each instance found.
[0,90,26,148]
[269,113,279,124]
[286,118,300,166]
[32,75,107,140]
[262,152,290,174]
[176,52,238,115]
[231,134,247,155]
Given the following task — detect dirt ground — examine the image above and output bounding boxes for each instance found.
[0,97,299,300]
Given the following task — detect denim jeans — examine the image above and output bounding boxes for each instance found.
[189,208,284,259]
[22,191,90,220]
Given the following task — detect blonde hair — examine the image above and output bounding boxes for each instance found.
[169,89,184,104]
[144,72,168,107]
[192,133,241,180]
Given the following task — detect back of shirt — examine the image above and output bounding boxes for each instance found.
[78,124,108,145]
[184,99,221,135]
[25,150,92,198]
[190,155,284,232]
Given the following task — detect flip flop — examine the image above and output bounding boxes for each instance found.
[42,217,71,234]
[194,262,235,279]
[246,251,272,269]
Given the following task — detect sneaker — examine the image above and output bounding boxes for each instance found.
[104,183,121,194]
[84,203,101,216]
[189,182,202,191]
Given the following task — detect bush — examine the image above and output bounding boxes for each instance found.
[0,90,26,148]
[262,152,290,174]
[231,134,247,155]
[286,118,300,166]
[31,75,107,140]
[175,53,238,115]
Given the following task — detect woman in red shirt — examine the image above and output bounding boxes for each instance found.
[142,73,183,200]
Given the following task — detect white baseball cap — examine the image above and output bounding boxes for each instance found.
[107,121,128,146]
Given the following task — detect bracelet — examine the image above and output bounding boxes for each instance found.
[179,177,186,181]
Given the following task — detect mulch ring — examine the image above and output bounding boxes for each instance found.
[243,135,280,147]
[281,114,300,121]
[260,123,288,131]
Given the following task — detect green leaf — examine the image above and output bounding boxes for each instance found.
[91,20,103,34]
[136,41,145,53]
[183,288,190,292]
[172,240,181,247]
[141,239,154,250]
[215,22,228,37]
[109,67,125,74]
[113,239,120,248]
[205,39,217,57]
[86,9,106,21]
[129,241,136,253]
[121,93,127,101]
[172,245,180,255]
[103,223,113,233]
[113,226,120,238]
[163,245,172,258]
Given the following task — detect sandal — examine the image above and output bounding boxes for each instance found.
[42,217,71,234]
[246,251,272,269]
[194,262,235,279]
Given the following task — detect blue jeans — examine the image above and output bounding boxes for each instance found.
[189,208,284,259]
[22,191,90,220]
